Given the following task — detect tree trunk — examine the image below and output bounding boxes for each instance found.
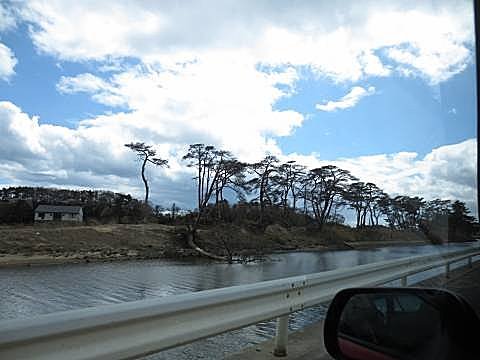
[259,174,266,224]
[361,208,368,227]
[325,196,335,223]
[197,158,202,210]
[201,159,206,208]
[303,190,308,215]
[319,199,330,228]
[215,181,220,220]
[141,157,149,203]
[186,227,227,261]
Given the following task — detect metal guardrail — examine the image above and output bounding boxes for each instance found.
[0,247,478,359]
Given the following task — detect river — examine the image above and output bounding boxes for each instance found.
[1,243,478,359]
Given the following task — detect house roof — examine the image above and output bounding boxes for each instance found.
[35,205,82,214]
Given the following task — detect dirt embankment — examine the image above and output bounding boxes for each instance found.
[0,224,195,267]
[194,223,429,257]
[0,223,430,267]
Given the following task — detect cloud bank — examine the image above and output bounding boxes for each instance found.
[17,1,473,85]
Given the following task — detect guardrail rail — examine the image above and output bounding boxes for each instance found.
[0,246,478,359]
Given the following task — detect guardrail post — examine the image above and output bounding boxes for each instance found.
[446,263,451,278]
[273,315,289,357]
[401,276,407,287]
[468,256,473,268]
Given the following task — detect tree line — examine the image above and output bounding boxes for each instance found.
[0,141,474,244]
[126,142,477,243]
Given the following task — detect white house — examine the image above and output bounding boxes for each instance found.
[34,205,83,222]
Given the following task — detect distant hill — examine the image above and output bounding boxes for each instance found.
[0,186,152,224]
[1,186,127,205]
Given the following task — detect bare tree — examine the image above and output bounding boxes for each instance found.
[344,182,368,228]
[306,165,356,230]
[183,144,237,261]
[274,160,306,214]
[247,155,279,224]
[183,144,231,230]
[184,144,219,213]
[125,142,169,204]
[215,157,247,219]
[362,182,382,226]
[377,195,425,230]
[370,191,388,226]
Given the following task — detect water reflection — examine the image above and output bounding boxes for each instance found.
[0,242,477,359]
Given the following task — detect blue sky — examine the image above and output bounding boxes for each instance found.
[0,23,126,126]
[0,0,477,213]
[277,64,476,160]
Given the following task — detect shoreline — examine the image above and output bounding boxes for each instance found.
[0,239,432,268]
[3,222,468,269]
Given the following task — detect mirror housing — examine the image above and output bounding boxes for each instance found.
[324,288,479,360]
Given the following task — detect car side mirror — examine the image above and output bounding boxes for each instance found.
[324,288,480,360]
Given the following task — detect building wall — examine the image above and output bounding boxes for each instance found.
[35,210,83,222]
[61,212,83,222]
[34,212,54,221]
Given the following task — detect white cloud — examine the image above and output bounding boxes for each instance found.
[0,102,44,160]
[55,58,302,162]
[0,43,17,81]
[57,73,126,107]
[10,1,472,165]
[376,8,473,85]
[360,50,392,77]
[11,1,470,164]
[0,3,17,32]
[0,3,18,81]
[57,73,110,94]
[17,1,473,84]
[316,86,376,112]
[387,43,470,85]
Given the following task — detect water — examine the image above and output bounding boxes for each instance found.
[0,242,477,358]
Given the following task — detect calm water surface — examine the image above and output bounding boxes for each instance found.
[1,243,478,358]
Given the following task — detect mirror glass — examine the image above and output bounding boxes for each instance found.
[338,293,444,360]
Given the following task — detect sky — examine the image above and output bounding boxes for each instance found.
[0,0,477,215]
